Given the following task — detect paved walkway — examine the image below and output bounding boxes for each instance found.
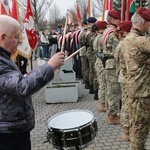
[29,60,150,150]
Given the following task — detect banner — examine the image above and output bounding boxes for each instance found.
[102,0,113,21]
[0,0,10,15]
[24,0,37,50]
[76,0,81,22]
[126,0,136,20]
[11,0,32,60]
[67,9,73,25]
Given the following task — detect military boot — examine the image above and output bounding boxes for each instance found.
[98,101,106,112]
[94,89,98,100]
[84,81,90,89]
[107,114,120,125]
[121,127,130,141]
[89,85,94,94]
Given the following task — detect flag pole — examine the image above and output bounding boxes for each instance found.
[102,0,106,21]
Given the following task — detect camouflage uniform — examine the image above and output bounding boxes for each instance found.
[121,28,150,150]
[79,28,89,84]
[103,25,121,116]
[86,31,97,91]
[114,41,129,131]
[94,33,106,101]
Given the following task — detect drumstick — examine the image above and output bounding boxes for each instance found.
[64,46,85,62]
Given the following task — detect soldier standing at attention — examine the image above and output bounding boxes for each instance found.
[114,21,132,141]
[120,7,150,150]
[85,17,97,94]
[102,10,121,124]
[93,21,108,101]
[79,19,89,87]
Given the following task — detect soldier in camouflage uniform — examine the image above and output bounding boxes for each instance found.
[102,10,121,124]
[93,21,108,103]
[120,7,150,150]
[114,21,132,141]
[78,19,89,89]
[85,17,97,94]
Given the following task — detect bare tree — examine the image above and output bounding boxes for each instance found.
[92,0,103,17]
[18,0,54,29]
[48,4,62,28]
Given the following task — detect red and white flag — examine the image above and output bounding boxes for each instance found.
[11,0,32,60]
[103,0,113,21]
[67,9,73,25]
[76,0,81,23]
[24,0,37,50]
[0,0,10,15]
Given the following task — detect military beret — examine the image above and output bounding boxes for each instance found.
[82,19,88,25]
[87,17,97,23]
[136,7,150,21]
[118,21,132,32]
[96,21,108,30]
[108,10,121,20]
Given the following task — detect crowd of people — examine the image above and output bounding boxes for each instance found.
[0,6,149,150]
[54,7,149,150]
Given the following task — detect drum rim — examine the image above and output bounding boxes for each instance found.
[47,109,95,128]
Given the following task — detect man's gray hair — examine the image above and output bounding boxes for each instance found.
[131,13,145,26]
[0,15,20,35]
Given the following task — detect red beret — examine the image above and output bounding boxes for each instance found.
[118,21,132,32]
[96,21,108,30]
[136,7,150,21]
[108,10,121,20]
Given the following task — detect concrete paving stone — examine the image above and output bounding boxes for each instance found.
[28,61,150,150]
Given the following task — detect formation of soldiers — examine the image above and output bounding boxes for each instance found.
[56,7,150,150]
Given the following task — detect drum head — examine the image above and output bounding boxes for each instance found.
[48,109,94,130]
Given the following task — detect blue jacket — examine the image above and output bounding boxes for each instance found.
[0,46,54,133]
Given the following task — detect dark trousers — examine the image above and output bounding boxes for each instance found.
[0,132,31,150]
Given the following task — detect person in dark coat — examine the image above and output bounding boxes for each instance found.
[0,15,65,150]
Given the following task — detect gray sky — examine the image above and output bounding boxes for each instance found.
[53,0,76,16]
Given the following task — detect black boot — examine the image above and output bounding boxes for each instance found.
[89,85,94,94]
[94,89,98,100]
[85,81,90,89]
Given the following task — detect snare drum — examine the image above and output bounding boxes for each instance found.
[47,109,98,150]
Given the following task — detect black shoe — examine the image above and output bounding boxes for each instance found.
[94,93,98,100]
[89,85,94,94]
[94,89,98,100]
[85,81,90,89]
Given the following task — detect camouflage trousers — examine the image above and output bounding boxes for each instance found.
[86,48,95,87]
[81,55,89,82]
[88,57,97,89]
[129,97,150,150]
[95,58,106,101]
[120,83,129,130]
[105,68,121,115]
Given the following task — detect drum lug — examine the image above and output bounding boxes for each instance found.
[62,130,67,148]
[90,125,95,139]
[78,128,83,146]
[47,130,54,144]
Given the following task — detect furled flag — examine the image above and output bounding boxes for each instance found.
[11,0,32,60]
[126,0,136,21]
[0,0,10,15]
[67,9,73,25]
[24,0,37,50]
[87,0,91,18]
[102,0,113,21]
[76,0,81,22]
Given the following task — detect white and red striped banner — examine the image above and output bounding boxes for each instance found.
[0,0,10,15]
